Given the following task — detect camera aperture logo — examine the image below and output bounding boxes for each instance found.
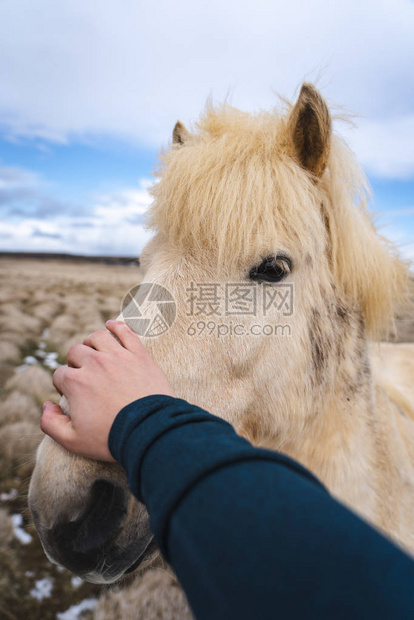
[121,283,176,337]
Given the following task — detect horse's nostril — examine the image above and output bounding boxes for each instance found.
[52,479,128,564]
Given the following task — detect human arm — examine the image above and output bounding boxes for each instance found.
[109,394,414,620]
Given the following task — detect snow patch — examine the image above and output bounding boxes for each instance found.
[23,355,37,365]
[44,351,60,370]
[71,576,83,588]
[1,488,18,501]
[57,598,97,620]
[11,513,32,544]
[41,327,50,340]
[29,577,54,601]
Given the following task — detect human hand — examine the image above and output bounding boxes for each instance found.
[40,320,175,461]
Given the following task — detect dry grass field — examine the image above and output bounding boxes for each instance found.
[0,256,142,620]
[0,255,413,619]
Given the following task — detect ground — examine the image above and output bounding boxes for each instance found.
[0,257,141,620]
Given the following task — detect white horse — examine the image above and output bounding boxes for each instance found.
[29,84,413,618]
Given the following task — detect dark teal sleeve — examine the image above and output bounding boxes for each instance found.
[109,395,414,620]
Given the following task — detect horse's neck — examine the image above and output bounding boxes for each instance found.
[243,311,414,544]
[253,313,380,516]
[285,327,382,517]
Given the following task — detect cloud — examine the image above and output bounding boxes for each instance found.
[381,226,414,264]
[340,115,414,179]
[0,165,154,255]
[92,187,152,221]
[0,0,413,179]
[0,165,85,218]
[0,166,39,187]
[31,228,63,239]
[372,205,414,264]
[0,166,39,206]
[0,178,154,256]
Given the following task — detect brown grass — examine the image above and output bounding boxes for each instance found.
[0,421,43,478]
[0,391,41,427]
[0,256,140,619]
[0,509,13,547]
[5,367,54,402]
[0,342,21,365]
[94,570,192,620]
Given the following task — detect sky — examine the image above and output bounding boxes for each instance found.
[0,0,413,259]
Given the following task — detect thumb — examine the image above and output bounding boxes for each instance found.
[41,400,76,450]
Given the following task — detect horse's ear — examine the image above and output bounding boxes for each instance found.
[287,83,331,178]
[173,121,191,145]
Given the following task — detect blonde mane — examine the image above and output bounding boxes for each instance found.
[147,100,410,338]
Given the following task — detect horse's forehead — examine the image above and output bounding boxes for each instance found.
[150,159,325,271]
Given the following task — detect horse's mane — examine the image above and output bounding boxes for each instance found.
[321,136,410,338]
[147,101,411,339]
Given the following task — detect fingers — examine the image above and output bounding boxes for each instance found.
[52,365,79,396]
[41,401,76,450]
[106,320,145,353]
[83,330,120,353]
[67,343,94,368]
[68,330,119,368]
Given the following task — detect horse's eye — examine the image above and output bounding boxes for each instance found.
[249,256,291,283]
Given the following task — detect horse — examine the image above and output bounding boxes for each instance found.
[29,83,414,617]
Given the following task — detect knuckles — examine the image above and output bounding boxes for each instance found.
[88,349,101,363]
[52,365,66,385]
[92,328,112,340]
[52,365,85,391]
[67,343,82,360]
[89,349,112,369]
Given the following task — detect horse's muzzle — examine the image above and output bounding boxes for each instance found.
[32,479,129,581]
